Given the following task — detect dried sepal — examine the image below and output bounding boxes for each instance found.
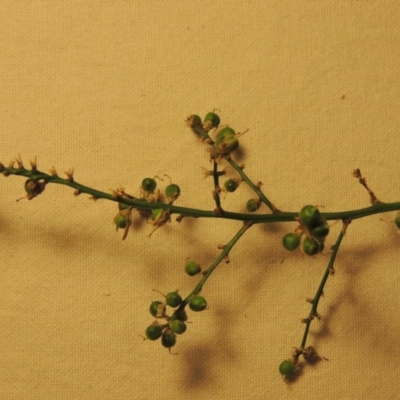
[30,156,38,171]
[15,154,24,169]
[49,165,58,176]
[64,168,74,182]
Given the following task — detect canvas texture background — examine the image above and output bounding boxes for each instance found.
[1,1,400,399]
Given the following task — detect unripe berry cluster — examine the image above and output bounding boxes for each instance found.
[113,176,181,239]
[279,346,324,383]
[186,111,245,162]
[282,205,329,255]
[145,288,207,351]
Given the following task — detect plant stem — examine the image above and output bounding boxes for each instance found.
[170,221,252,319]
[3,166,400,222]
[227,158,278,212]
[300,220,350,349]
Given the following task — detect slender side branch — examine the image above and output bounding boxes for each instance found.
[227,158,280,213]
[300,220,350,349]
[170,221,252,320]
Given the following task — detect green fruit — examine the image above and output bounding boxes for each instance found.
[185,260,201,276]
[169,319,187,335]
[146,324,163,341]
[187,114,208,138]
[203,112,220,130]
[279,360,295,376]
[282,233,300,251]
[302,237,323,256]
[299,205,321,228]
[24,179,37,194]
[141,177,157,192]
[149,301,164,317]
[310,221,329,240]
[224,179,238,193]
[165,184,180,200]
[165,292,182,308]
[189,295,207,312]
[218,134,239,153]
[114,215,128,229]
[217,127,235,142]
[161,331,176,348]
[246,198,260,212]
[187,114,202,129]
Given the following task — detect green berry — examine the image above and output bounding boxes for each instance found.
[279,360,295,376]
[203,112,220,130]
[187,114,208,138]
[165,292,182,308]
[282,233,300,251]
[299,205,321,228]
[246,198,260,212]
[165,183,180,200]
[149,301,165,317]
[224,179,238,193]
[302,237,323,256]
[217,127,235,142]
[169,319,187,335]
[185,260,201,276]
[189,295,207,312]
[218,134,239,153]
[141,177,157,192]
[24,179,36,194]
[187,114,202,129]
[114,214,128,229]
[161,331,176,348]
[146,324,163,341]
[310,221,329,240]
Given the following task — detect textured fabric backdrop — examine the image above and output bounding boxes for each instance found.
[1,1,400,399]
